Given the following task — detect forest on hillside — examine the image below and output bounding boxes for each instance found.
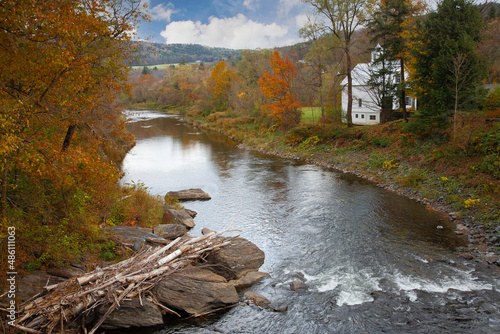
[130,42,242,66]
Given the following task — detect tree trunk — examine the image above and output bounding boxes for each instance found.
[454,80,459,143]
[346,51,353,127]
[319,66,325,119]
[1,157,9,218]
[61,124,77,152]
[380,97,387,124]
[400,58,408,122]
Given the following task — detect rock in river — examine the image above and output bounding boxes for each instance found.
[98,299,163,329]
[166,188,211,202]
[205,237,265,280]
[154,223,187,239]
[163,209,195,228]
[153,266,238,316]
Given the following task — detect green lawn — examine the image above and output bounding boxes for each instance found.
[301,107,322,124]
[131,64,174,71]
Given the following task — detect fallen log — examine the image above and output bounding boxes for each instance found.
[13,229,238,334]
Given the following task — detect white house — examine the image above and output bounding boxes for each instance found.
[341,45,417,125]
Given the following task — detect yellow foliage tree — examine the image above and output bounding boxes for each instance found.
[208,60,233,111]
[0,0,147,268]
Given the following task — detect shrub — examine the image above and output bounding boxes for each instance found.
[108,182,164,228]
[395,169,427,187]
[299,136,321,150]
[284,126,313,146]
[207,111,227,121]
[483,86,500,111]
[476,154,500,178]
[383,159,399,170]
[369,134,392,148]
[367,152,387,169]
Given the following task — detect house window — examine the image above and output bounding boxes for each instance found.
[358,99,363,107]
[370,115,376,120]
[405,97,412,106]
[395,73,401,84]
[355,114,359,118]
[361,114,365,119]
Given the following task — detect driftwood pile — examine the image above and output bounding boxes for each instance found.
[12,230,237,334]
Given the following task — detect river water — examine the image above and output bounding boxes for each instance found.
[121,110,500,334]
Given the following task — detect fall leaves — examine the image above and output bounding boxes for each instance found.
[258,51,302,130]
[0,0,145,267]
[126,51,303,131]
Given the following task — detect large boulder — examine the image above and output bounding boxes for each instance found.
[163,209,195,228]
[243,291,271,307]
[0,271,63,305]
[229,271,270,290]
[47,265,85,279]
[154,224,187,239]
[110,226,152,244]
[166,189,211,202]
[98,299,163,329]
[205,237,265,280]
[133,232,167,251]
[153,266,238,316]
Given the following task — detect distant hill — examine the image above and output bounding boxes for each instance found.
[130,42,241,66]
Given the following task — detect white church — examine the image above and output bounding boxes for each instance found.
[341,45,417,125]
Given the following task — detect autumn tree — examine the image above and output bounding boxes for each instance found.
[0,0,147,266]
[411,0,485,122]
[479,15,500,84]
[302,0,369,127]
[258,51,302,130]
[207,60,233,111]
[299,17,330,118]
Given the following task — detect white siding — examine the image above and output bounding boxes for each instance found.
[342,86,381,125]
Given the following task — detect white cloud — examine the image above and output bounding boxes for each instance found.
[243,0,257,10]
[149,3,178,22]
[160,14,298,49]
[279,0,302,15]
[295,13,309,29]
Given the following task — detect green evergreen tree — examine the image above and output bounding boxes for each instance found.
[366,45,398,123]
[368,0,424,122]
[412,0,486,122]
[141,66,151,76]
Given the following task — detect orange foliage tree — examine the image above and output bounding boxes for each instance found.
[258,51,302,130]
[208,60,233,111]
[0,0,147,268]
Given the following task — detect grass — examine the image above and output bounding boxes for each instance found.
[301,107,322,124]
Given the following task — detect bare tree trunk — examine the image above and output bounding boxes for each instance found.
[346,51,353,127]
[1,157,9,218]
[61,124,77,152]
[319,66,325,119]
[454,80,459,143]
[400,58,408,122]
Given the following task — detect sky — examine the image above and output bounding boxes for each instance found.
[137,0,311,49]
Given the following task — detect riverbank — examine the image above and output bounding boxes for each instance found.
[173,108,499,265]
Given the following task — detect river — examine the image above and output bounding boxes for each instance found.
[121,110,500,334]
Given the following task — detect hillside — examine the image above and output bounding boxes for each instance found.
[130,41,241,66]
